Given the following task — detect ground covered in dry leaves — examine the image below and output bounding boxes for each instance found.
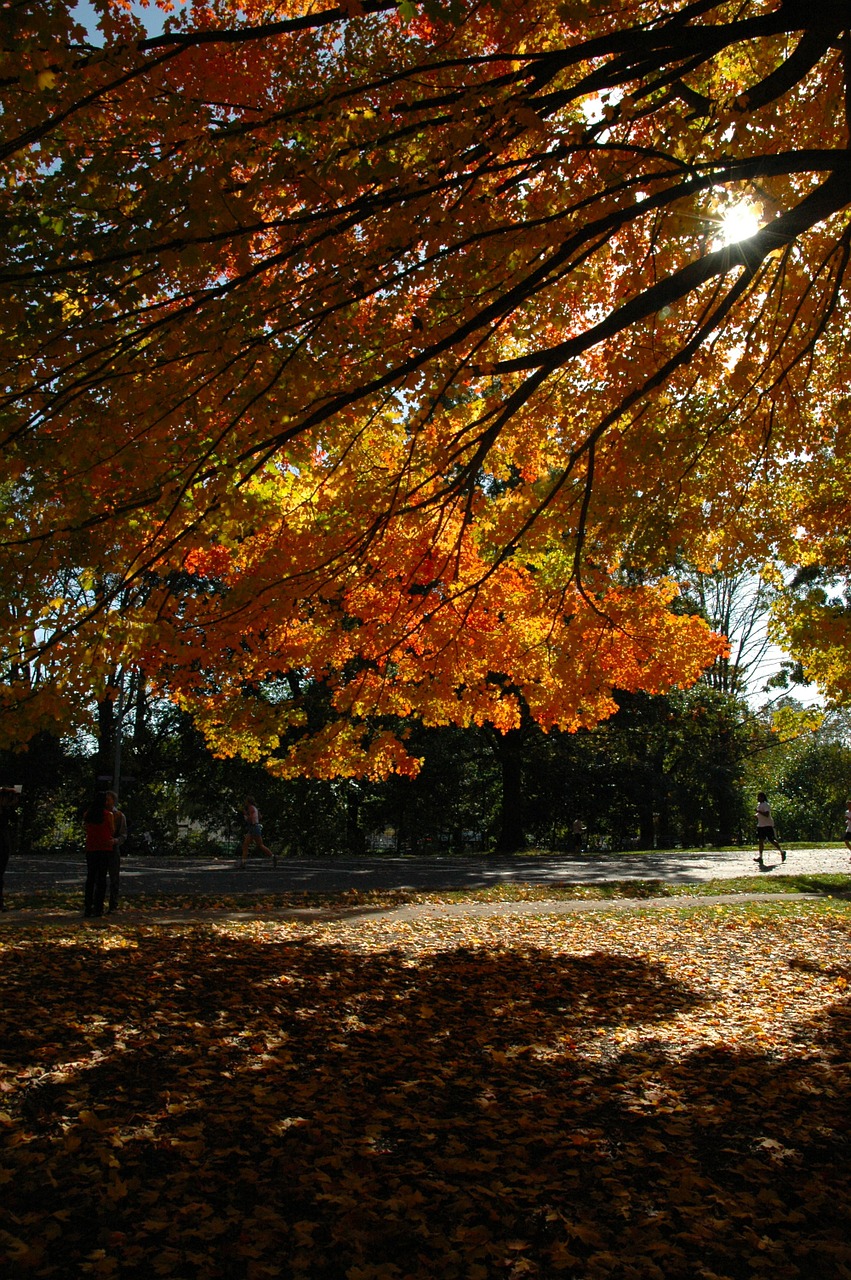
[1,901,850,1279]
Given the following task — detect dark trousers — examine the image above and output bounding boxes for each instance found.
[107,847,121,909]
[84,850,110,917]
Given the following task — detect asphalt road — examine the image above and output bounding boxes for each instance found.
[4,845,850,899]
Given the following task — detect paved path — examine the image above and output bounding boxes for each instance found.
[3,846,849,900]
[1,850,848,928]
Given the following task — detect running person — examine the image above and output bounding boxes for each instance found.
[755,792,786,866]
[240,796,274,867]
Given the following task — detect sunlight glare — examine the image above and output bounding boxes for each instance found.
[720,203,761,245]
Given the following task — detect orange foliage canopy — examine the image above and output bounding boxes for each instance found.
[2,0,849,774]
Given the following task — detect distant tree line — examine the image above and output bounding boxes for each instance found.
[1,685,847,858]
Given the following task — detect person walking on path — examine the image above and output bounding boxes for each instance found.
[844,800,851,859]
[239,797,274,867]
[105,791,127,913]
[755,792,786,867]
[0,786,21,912]
[83,791,115,917]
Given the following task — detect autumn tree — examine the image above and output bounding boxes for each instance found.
[2,0,850,778]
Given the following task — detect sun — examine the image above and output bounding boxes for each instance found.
[719,203,762,245]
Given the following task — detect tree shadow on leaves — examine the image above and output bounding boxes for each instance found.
[0,927,849,1279]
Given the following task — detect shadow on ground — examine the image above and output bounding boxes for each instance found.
[1,926,849,1278]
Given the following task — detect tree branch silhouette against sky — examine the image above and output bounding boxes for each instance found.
[2,0,849,774]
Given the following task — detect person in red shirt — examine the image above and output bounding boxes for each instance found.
[83,791,114,918]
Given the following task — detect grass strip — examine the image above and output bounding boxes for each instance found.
[3,873,849,915]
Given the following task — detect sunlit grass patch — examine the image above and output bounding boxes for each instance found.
[414,874,851,905]
[3,874,850,919]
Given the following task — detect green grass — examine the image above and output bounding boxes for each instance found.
[3,873,850,916]
[416,873,851,902]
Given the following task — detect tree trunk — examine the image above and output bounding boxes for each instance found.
[655,790,675,850]
[132,672,148,745]
[638,800,656,850]
[491,728,525,854]
[345,785,365,856]
[96,691,116,783]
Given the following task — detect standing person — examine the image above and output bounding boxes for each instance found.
[844,800,851,859]
[240,796,274,867]
[571,818,586,855]
[755,792,786,866]
[83,791,114,918]
[0,786,21,912]
[105,791,127,914]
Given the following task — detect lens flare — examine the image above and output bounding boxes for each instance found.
[720,203,761,245]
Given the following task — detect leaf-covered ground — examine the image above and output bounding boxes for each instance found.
[1,902,850,1279]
